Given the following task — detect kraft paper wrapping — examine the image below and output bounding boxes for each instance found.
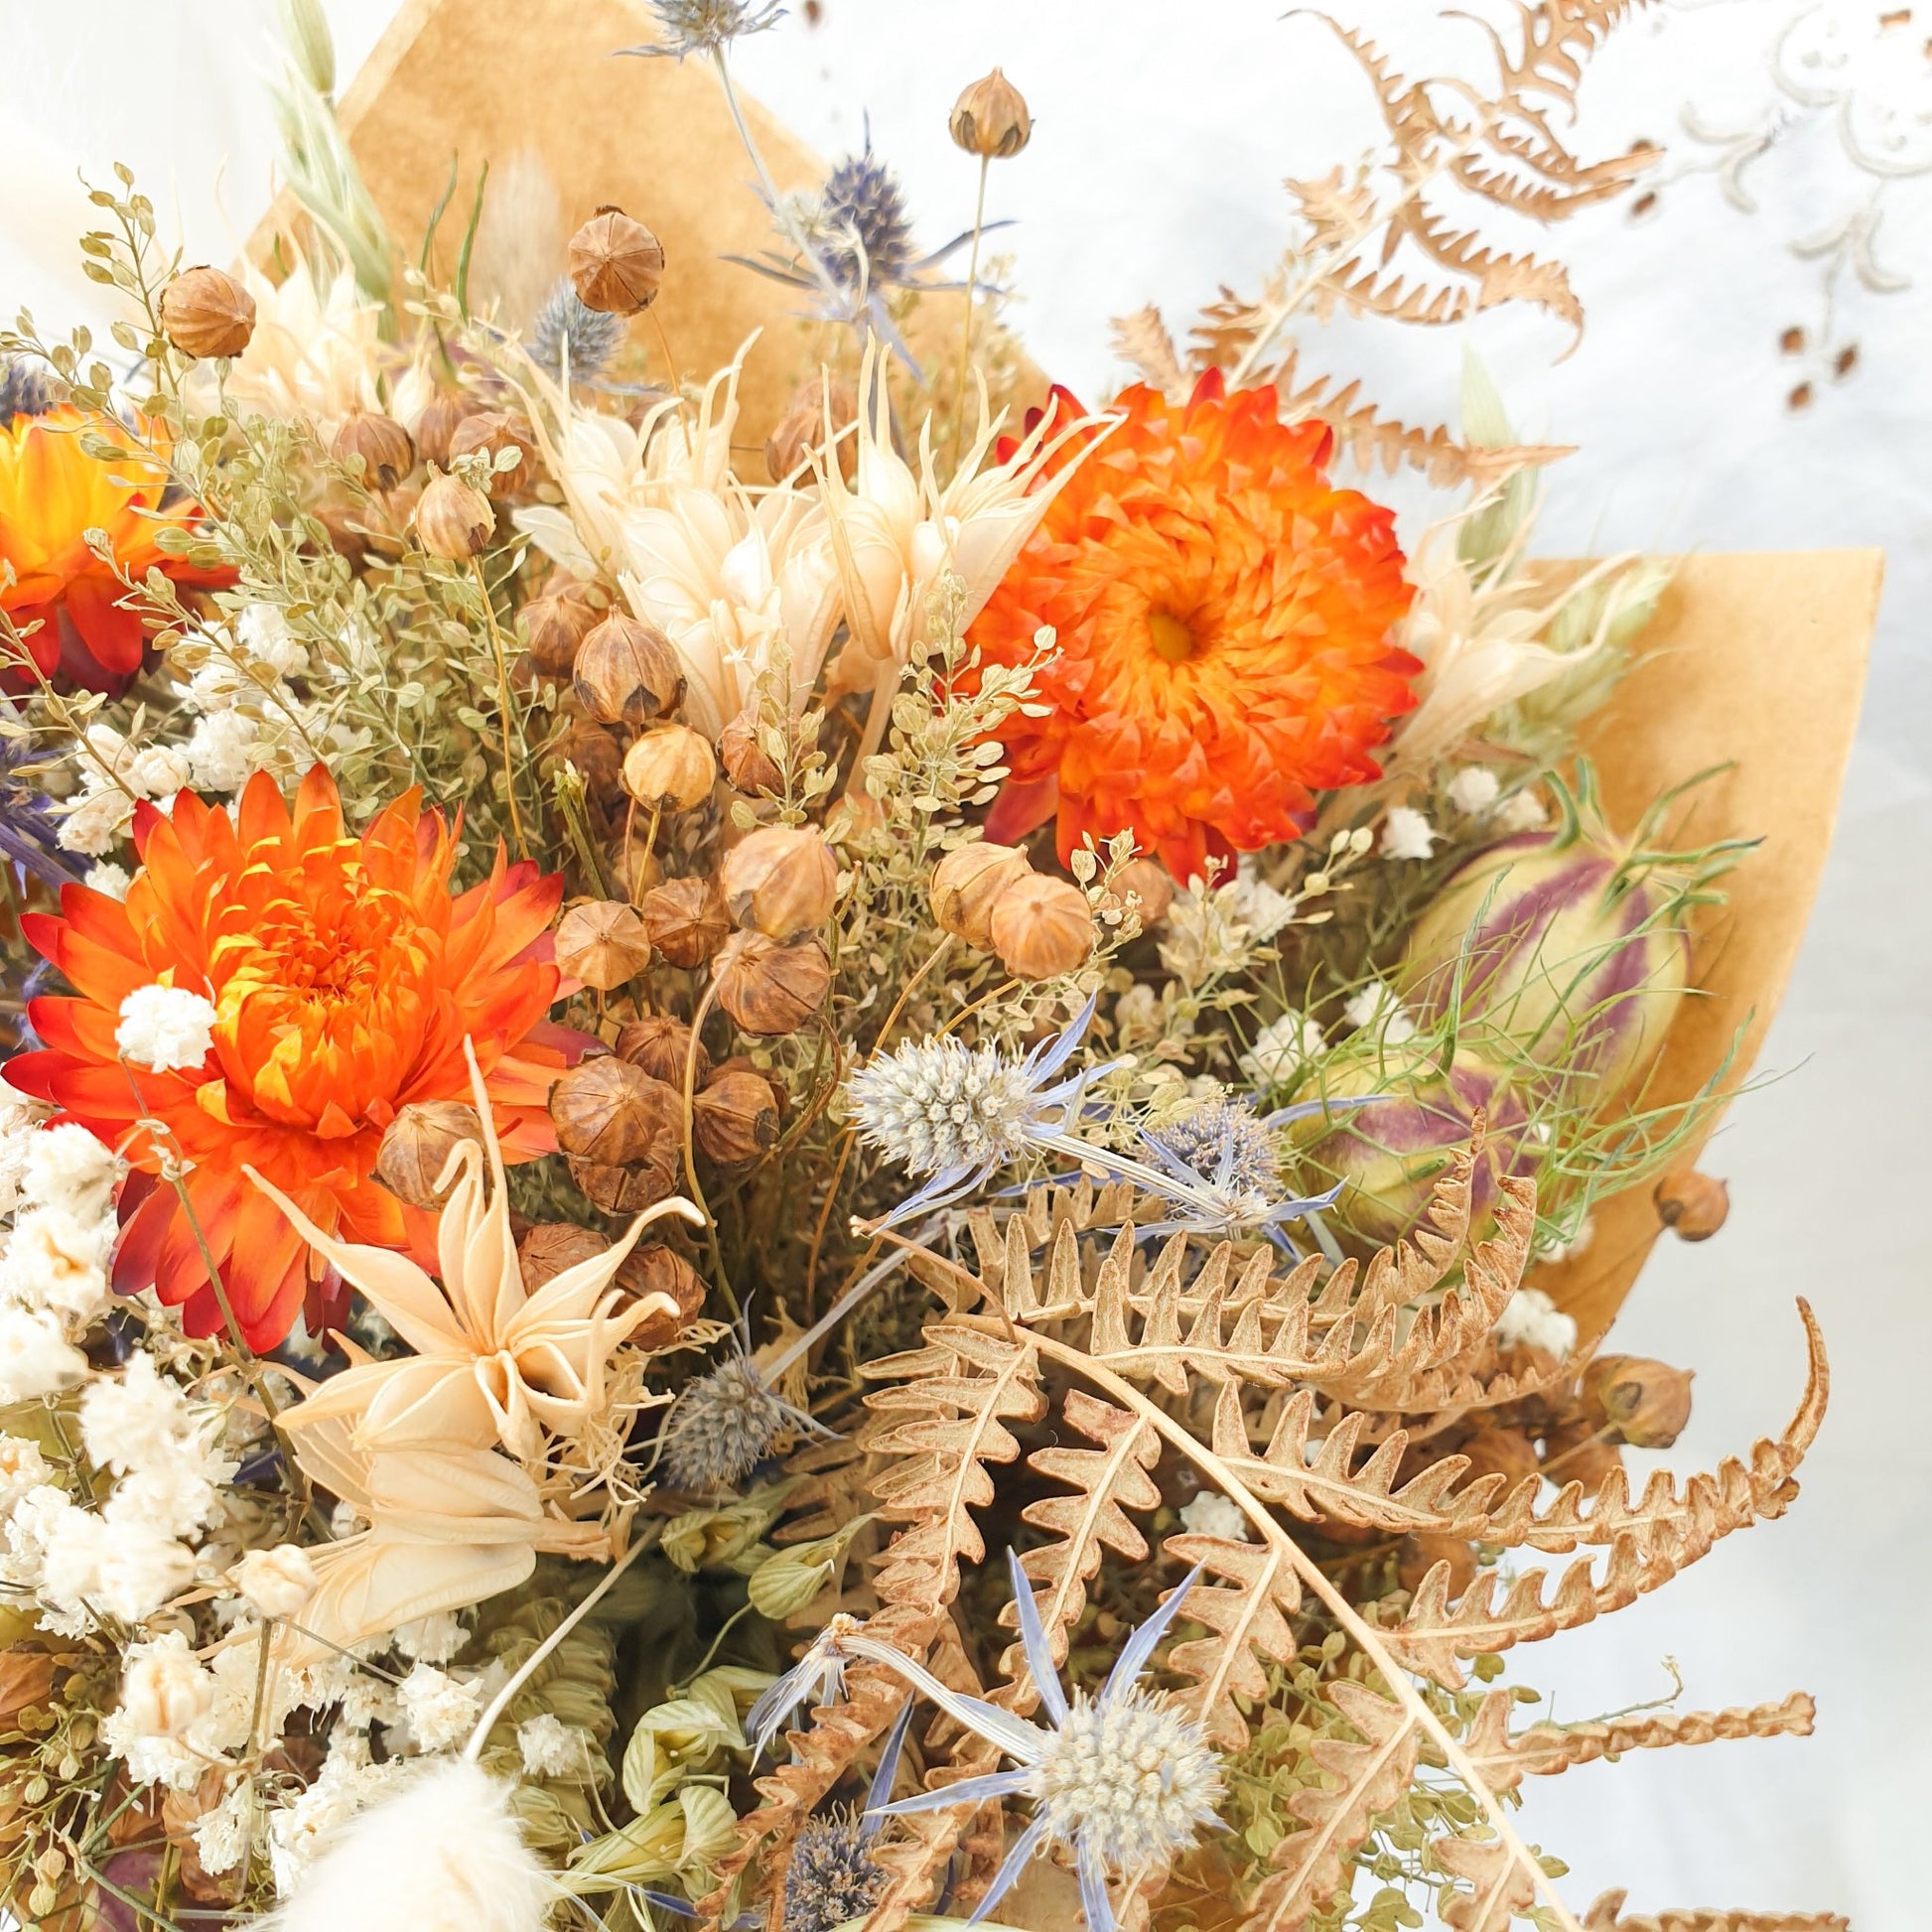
[335,0,1880,1338]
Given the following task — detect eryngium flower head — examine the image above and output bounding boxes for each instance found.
[621,0,785,60]
[657,1353,790,1490]
[1135,1094,1342,1251]
[528,279,626,384]
[0,358,52,427]
[816,146,916,290]
[782,1805,886,1932]
[1146,1097,1283,1202]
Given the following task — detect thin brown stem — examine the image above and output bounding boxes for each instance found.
[950,157,991,470]
[680,979,734,1315]
[470,556,528,858]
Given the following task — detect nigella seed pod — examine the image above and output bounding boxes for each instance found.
[447,409,538,498]
[720,825,839,939]
[1580,1355,1695,1449]
[1399,832,1690,1101]
[1654,1168,1728,1240]
[1453,1428,1541,1488]
[714,931,830,1036]
[520,588,601,677]
[574,612,684,726]
[554,898,652,991]
[949,68,1033,159]
[415,469,494,559]
[617,1014,709,1088]
[694,1068,780,1164]
[1541,1421,1625,1490]
[930,841,1033,951]
[622,725,716,810]
[619,1243,706,1348]
[1115,857,1175,926]
[639,877,733,969]
[551,719,625,808]
[720,707,782,795]
[990,872,1094,980]
[159,265,256,358]
[375,1101,483,1208]
[414,390,480,467]
[764,371,858,483]
[568,206,665,315]
[332,410,415,491]
[548,1055,682,1166]
[569,1152,681,1215]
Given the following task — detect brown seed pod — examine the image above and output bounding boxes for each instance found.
[310,496,370,569]
[548,1055,682,1166]
[1539,1420,1625,1490]
[694,1068,781,1165]
[568,206,666,315]
[1115,857,1175,926]
[515,1222,608,1291]
[720,825,839,939]
[713,931,830,1036]
[616,1015,709,1089]
[930,841,1033,950]
[569,1153,680,1215]
[639,877,732,968]
[574,612,684,726]
[415,470,494,560]
[719,708,782,795]
[1396,1532,1477,1600]
[764,371,858,483]
[711,1055,788,1122]
[415,390,481,467]
[1581,1355,1695,1449]
[619,1243,707,1348]
[555,899,652,991]
[1454,1427,1541,1488]
[1654,1168,1729,1241]
[949,68,1033,159]
[622,725,716,810]
[520,590,602,677]
[375,1100,483,1209]
[332,410,415,491]
[159,266,256,359]
[990,872,1094,980]
[448,409,538,498]
[551,719,625,806]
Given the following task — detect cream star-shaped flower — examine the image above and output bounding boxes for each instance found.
[248,1041,703,1462]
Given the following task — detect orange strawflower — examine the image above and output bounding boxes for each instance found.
[0,406,229,691]
[971,370,1420,880]
[5,766,578,1350]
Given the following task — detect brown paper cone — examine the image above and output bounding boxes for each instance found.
[332,4,1881,1342]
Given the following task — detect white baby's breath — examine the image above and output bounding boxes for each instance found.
[1448,765,1500,815]
[1380,805,1438,861]
[115,984,217,1072]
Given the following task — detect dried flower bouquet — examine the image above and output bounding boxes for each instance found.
[0,5,1869,1932]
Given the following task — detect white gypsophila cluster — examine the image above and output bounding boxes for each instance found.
[230,1543,320,1620]
[0,1090,50,1219]
[847,1035,1046,1179]
[1025,1688,1225,1874]
[1176,1491,1251,1543]
[80,1351,239,1538]
[267,1741,414,1896]
[194,1779,259,1876]
[1342,980,1419,1046]
[1497,789,1549,834]
[1227,860,1297,944]
[100,1635,272,1788]
[1448,765,1501,816]
[1495,1286,1581,1357]
[1381,804,1438,862]
[393,1611,469,1664]
[83,861,132,900]
[0,1435,50,1512]
[1238,1012,1326,1089]
[116,983,217,1072]
[516,1713,596,1778]
[399,1664,485,1754]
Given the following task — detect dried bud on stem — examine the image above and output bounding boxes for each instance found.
[1581,1355,1695,1449]
[415,470,494,559]
[931,841,1033,950]
[640,878,733,968]
[714,931,830,1035]
[548,1055,682,1166]
[720,709,782,795]
[448,410,538,498]
[332,411,415,491]
[415,391,480,467]
[949,68,1033,159]
[1115,857,1175,925]
[569,206,665,314]
[376,1101,483,1209]
[521,589,601,677]
[160,266,256,358]
[720,825,839,939]
[694,1068,781,1164]
[555,899,653,991]
[575,613,684,726]
[622,725,716,810]
[616,1015,709,1088]
[1654,1169,1729,1241]
[990,872,1094,979]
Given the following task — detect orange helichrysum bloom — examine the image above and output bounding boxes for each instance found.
[970,370,1420,882]
[5,766,578,1350]
[0,407,229,690]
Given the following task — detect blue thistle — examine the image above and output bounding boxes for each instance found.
[0,716,81,891]
[528,279,627,385]
[619,0,785,61]
[0,358,53,427]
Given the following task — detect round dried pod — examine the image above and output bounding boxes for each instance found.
[570,1153,680,1215]
[1580,1355,1694,1449]
[720,825,839,939]
[415,469,494,559]
[415,390,480,467]
[551,718,624,806]
[1115,857,1175,926]
[990,872,1094,980]
[548,1055,681,1166]
[713,931,830,1036]
[711,1054,788,1122]
[930,841,1033,950]
[949,68,1033,160]
[332,410,415,491]
[764,371,857,483]
[622,724,716,810]
[159,265,256,358]
[1539,1421,1625,1491]
[1454,1427,1541,1488]
[1653,1168,1728,1241]
[448,409,538,498]
[376,1100,483,1208]
[616,1015,709,1088]
[640,877,733,969]
[311,496,370,569]
[720,707,782,795]
[619,1243,707,1348]
[569,206,666,315]
[612,833,664,901]
[555,898,652,991]
[575,612,684,726]
[1396,1533,1477,1600]
[516,1222,607,1291]
[694,1068,781,1164]
[521,590,601,677]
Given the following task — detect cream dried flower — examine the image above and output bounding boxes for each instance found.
[220,255,382,435]
[115,984,216,1073]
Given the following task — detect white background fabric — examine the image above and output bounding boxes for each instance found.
[4,1,1927,1922]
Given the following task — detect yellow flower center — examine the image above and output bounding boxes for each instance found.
[1145,609,1196,666]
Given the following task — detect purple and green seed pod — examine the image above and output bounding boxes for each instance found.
[1397,832,1688,1100]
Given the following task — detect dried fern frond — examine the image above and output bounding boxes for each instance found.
[1434,1831,1542,1932]
[1110,305,1191,402]
[1585,1894,1850,1932]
